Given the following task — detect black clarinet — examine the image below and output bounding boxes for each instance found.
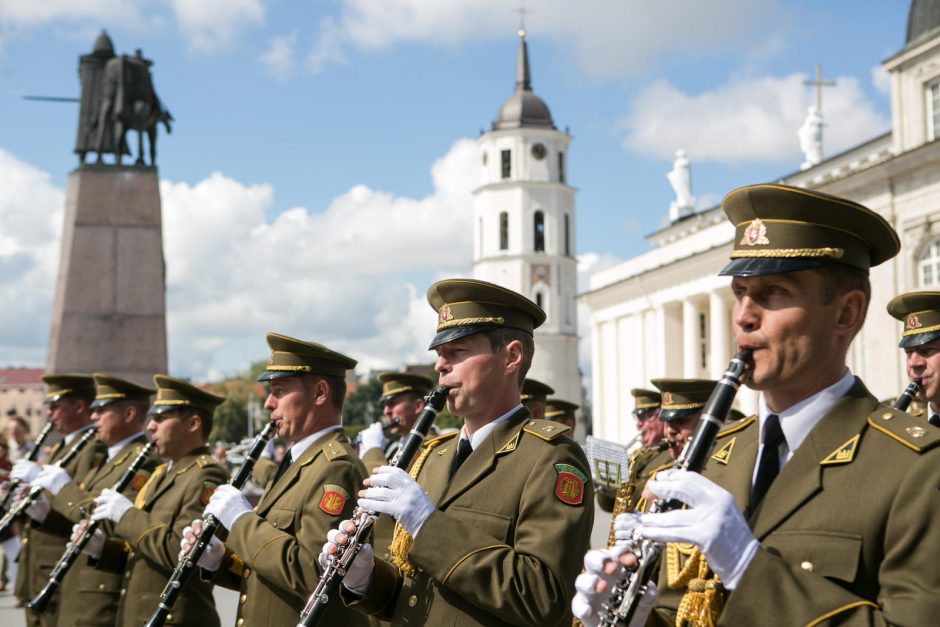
[29,441,156,614]
[599,349,752,626]
[893,378,922,411]
[297,386,450,627]
[144,420,278,627]
[0,427,98,537]
[0,422,54,514]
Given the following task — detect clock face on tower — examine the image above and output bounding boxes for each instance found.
[531,143,547,160]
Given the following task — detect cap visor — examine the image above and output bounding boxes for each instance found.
[659,408,700,421]
[147,404,179,415]
[90,398,119,409]
[898,331,940,349]
[719,257,835,277]
[256,370,302,382]
[428,324,496,350]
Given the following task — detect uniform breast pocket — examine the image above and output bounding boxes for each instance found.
[268,506,297,532]
[765,530,862,583]
[447,506,512,543]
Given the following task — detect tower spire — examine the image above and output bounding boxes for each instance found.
[515,29,532,92]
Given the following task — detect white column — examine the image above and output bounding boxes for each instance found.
[709,291,731,379]
[654,304,667,377]
[682,300,699,377]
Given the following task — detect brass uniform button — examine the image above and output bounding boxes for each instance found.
[98,583,105,590]
[120,588,126,596]
[800,561,814,572]
[273,521,278,528]
[240,594,247,604]
[881,412,893,421]
[237,618,244,626]
[243,567,251,577]
[167,615,173,622]
[408,594,418,607]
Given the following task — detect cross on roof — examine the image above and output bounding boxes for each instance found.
[804,64,836,113]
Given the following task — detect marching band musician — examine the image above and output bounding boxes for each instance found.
[887,291,940,425]
[575,184,940,626]
[544,398,579,432]
[520,377,555,419]
[11,374,103,626]
[180,333,369,627]
[357,372,435,472]
[322,278,594,626]
[73,375,229,626]
[44,374,160,627]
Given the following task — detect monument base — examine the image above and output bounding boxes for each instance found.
[47,166,168,385]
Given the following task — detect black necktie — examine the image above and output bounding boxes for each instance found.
[751,414,785,510]
[449,439,473,479]
[930,414,940,428]
[272,450,292,486]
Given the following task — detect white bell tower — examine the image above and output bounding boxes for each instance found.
[473,30,581,406]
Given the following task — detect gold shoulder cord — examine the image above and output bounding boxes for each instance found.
[388,443,438,577]
[607,447,659,547]
[667,543,724,627]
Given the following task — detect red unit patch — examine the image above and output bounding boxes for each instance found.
[554,471,584,505]
[319,490,346,515]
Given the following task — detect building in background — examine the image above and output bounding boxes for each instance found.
[0,368,46,435]
[583,0,940,444]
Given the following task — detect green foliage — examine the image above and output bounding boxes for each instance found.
[343,375,383,427]
[211,397,249,444]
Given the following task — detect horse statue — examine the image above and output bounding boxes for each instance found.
[95,50,172,167]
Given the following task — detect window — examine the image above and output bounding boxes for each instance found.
[501,149,511,179]
[564,214,570,256]
[918,238,940,287]
[699,312,708,370]
[930,82,940,141]
[534,210,545,252]
[558,151,566,183]
[499,212,509,250]
[535,292,543,308]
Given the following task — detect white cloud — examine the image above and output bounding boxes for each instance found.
[0,0,141,27]
[306,16,348,74]
[260,32,296,80]
[0,149,63,364]
[169,0,264,52]
[871,63,891,94]
[305,0,778,78]
[621,73,889,164]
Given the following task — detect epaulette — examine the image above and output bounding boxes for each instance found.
[716,415,756,439]
[867,406,940,453]
[323,439,350,461]
[195,455,213,468]
[523,418,570,441]
[424,431,458,448]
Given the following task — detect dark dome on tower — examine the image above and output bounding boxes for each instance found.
[907,0,940,45]
[492,31,555,131]
[92,30,115,57]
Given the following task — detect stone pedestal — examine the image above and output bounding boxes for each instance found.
[47,165,167,385]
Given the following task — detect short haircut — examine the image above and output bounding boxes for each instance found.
[187,408,214,439]
[484,328,534,386]
[819,264,872,332]
[115,399,151,423]
[307,374,347,412]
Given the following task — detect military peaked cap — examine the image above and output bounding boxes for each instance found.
[42,373,96,404]
[651,378,717,421]
[378,372,433,404]
[426,278,546,349]
[545,398,579,419]
[630,388,661,412]
[887,291,940,348]
[521,378,555,403]
[90,373,156,409]
[719,184,900,276]
[149,374,226,415]
[258,332,357,382]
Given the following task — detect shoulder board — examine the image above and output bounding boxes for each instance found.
[196,455,213,468]
[424,431,459,448]
[112,448,134,465]
[867,406,940,453]
[523,418,570,441]
[716,415,756,438]
[323,439,350,461]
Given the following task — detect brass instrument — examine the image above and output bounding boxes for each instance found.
[606,440,670,548]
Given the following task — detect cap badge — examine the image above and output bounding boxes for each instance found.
[662,392,673,405]
[741,219,770,246]
[439,304,453,323]
[907,314,922,330]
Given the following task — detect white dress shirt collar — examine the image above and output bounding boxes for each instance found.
[288,424,343,463]
[63,422,95,446]
[460,404,523,450]
[107,432,145,461]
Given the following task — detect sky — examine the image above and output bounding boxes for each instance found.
[0,0,913,383]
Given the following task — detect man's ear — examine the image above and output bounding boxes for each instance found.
[834,289,867,338]
[504,339,524,376]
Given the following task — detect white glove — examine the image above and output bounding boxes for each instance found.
[33,465,72,496]
[638,469,759,589]
[613,511,642,547]
[357,466,434,537]
[26,493,51,523]
[71,521,105,559]
[91,488,134,523]
[320,520,374,595]
[572,545,651,627]
[357,423,388,456]
[11,459,41,483]
[203,485,252,531]
[180,519,225,572]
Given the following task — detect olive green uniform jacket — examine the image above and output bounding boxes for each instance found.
[652,380,940,626]
[350,410,595,626]
[211,429,370,627]
[50,435,160,627]
[16,428,106,627]
[94,446,229,627]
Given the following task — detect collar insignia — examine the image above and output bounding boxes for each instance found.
[820,434,860,465]
[711,437,736,465]
[741,219,770,246]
